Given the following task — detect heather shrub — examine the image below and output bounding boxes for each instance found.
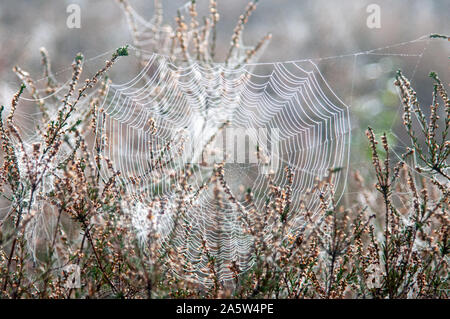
[0,1,447,299]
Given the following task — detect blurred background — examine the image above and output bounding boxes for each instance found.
[0,0,448,175]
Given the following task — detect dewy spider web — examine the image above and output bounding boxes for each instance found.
[94,51,351,282]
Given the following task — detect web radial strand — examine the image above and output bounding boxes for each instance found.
[94,53,350,285]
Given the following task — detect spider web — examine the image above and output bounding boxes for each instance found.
[94,51,348,284]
